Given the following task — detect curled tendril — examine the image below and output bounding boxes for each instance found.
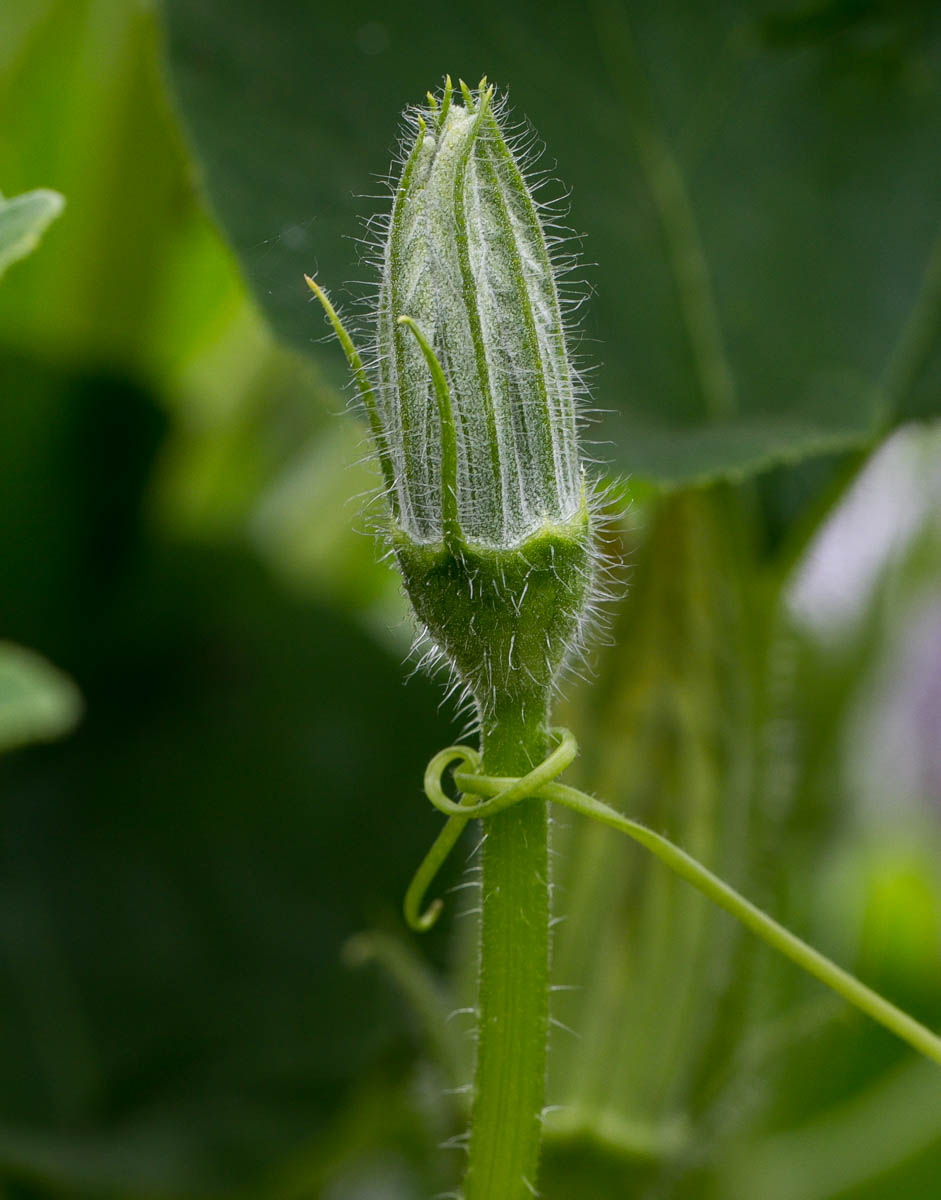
[426,728,577,820]
[403,728,941,1067]
[405,728,577,931]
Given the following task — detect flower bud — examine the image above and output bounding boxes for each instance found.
[377,78,582,549]
[308,79,598,719]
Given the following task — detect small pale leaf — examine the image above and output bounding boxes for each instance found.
[0,189,65,279]
[0,642,83,754]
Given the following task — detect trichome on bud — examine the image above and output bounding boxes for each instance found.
[308,77,604,724]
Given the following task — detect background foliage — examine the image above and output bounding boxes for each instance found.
[1,1,940,1197]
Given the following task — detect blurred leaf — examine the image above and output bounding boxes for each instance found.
[0,0,392,628]
[162,0,941,486]
[344,931,469,1099]
[0,344,454,1198]
[0,643,82,754]
[546,491,759,1171]
[816,834,941,1006]
[0,0,231,376]
[266,1073,450,1200]
[0,188,63,278]
[722,1059,941,1200]
[0,523,456,1198]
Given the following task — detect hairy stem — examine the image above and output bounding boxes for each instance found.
[463,705,550,1200]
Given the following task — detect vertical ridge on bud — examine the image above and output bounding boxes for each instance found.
[380,113,434,533]
[473,111,559,530]
[484,115,581,508]
[309,77,603,720]
[377,80,583,548]
[452,92,506,540]
[397,315,461,547]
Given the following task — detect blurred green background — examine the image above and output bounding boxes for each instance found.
[1,1,940,1197]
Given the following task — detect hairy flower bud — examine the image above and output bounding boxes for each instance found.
[377,78,582,548]
[308,78,599,720]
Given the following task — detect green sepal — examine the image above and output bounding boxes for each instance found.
[392,493,593,718]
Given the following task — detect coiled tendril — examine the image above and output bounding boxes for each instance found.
[404,730,941,1067]
[405,728,576,932]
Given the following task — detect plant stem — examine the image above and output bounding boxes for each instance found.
[463,704,550,1200]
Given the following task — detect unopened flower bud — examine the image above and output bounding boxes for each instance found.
[377,77,582,548]
[308,78,599,720]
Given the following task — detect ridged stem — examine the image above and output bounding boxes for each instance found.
[463,703,550,1200]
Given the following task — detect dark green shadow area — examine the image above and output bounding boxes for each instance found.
[0,350,454,1196]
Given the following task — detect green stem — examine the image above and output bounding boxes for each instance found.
[463,705,551,1200]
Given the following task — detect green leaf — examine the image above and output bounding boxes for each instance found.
[0,0,232,376]
[0,642,82,753]
[549,491,757,1141]
[0,189,64,279]
[160,0,941,485]
[0,339,453,1196]
[722,1059,941,1200]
